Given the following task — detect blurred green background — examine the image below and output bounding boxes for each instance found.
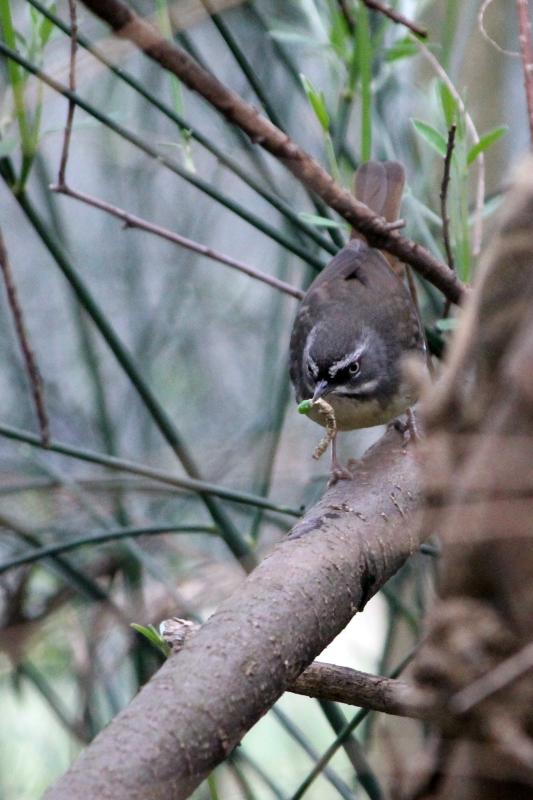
[0,0,525,797]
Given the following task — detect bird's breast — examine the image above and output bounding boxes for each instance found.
[306,388,416,431]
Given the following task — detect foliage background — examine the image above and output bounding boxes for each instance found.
[0,0,527,797]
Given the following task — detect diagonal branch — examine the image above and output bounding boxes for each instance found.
[77,0,464,305]
[43,425,424,800]
[362,0,427,38]
[50,184,304,299]
[451,640,533,714]
[0,228,49,443]
[160,617,428,718]
[0,422,301,517]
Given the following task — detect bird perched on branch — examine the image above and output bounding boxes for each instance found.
[289,161,426,482]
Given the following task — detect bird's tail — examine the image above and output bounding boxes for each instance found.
[352,160,405,276]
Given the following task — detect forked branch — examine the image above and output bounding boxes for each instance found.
[78,0,464,305]
[44,425,424,800]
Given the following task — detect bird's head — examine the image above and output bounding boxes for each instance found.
[304,325,391,403]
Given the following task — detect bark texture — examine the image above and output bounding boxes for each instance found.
[44,426,422,800]
[160,618,428,718]
[290,661,426,718]
[405,158,533,798]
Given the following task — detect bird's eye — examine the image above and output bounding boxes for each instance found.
[348,361,360,375]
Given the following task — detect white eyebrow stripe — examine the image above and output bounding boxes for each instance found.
[304,325,320,377]
[328,343,367,377]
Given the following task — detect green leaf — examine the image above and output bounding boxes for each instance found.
[298,212,348,229]
[385,37,418,62]
[39,4,57,48]
[29,5,39,29]
[467,126,508,165]
[207,774,220,800]
[329,4,351,62]
[411,119,447,157]
[300,73,330,131]
[438,81,458,127]
[131,623,170,657]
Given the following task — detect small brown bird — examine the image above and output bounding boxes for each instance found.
[289,161,425,481]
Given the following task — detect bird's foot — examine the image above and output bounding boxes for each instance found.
[391,408,421,444]
[328,462,354,487]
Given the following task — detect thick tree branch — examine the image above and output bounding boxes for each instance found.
[44,425,424,800]
[77,0,464,305]
[160,618,428,718]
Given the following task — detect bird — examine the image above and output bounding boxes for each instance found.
[289,161,426,482]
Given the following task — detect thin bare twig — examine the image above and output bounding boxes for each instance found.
[290,661,428,718]
[411,34,485,258]
[50,184,304,300]
[516,0,533,145]
[0,229,49,444]
[362,0,427,38]
[440,124,456,276]
[57,0,78,186]
[50,0,305,303]
[76,0,464,305]
[452,640,533,714]
[479,0,519,57]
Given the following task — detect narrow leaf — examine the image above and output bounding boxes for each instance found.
[385,38,418,62]
[411,119,447,157]
[131,623,170,656]
[39,8,56,48]
[300,73,330,131]
[467,126,508,165]
[438,81,457,127]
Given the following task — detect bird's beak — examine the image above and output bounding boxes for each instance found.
[312,380,330,402]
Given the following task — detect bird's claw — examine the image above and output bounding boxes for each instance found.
[391,408,421,443]
[328,464,354,487]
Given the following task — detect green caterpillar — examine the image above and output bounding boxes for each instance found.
[298,399,313,415]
